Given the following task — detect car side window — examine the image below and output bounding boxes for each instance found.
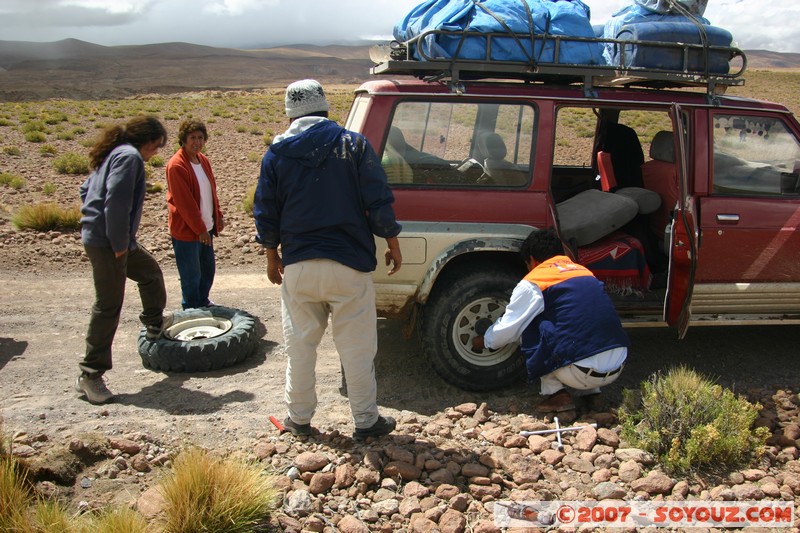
[712,114,800,196]
[382,101,534,187]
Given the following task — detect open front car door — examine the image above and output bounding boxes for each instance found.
[664,105,698,338]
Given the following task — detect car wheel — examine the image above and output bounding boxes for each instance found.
[420,269,525,391]
[137,306,258,372]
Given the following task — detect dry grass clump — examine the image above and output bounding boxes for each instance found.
[0,172,25,189]
[12,202,81,231]
[619,365,769,474]
[53,152,90,175]
[158,447,279,532]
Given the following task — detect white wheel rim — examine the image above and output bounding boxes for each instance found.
[452,297,518,367]
[165,317,233,341]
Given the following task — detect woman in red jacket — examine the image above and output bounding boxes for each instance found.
[166,120,224,309]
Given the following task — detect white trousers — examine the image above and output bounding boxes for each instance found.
[281,259,379,428]
[539,347,627,395]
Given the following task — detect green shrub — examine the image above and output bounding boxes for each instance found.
[147,182,164,194]
[24,131,47,143]
[0,172,25,189]
[21,120,47,133]
[42,182,57,195]
[242,184,257,215]
[53,152,90,174]
[39,144,57,156]
[2,146,21,156]
[0,118,12,127]
[619,366,769,474]
[12,203,81,231]
[149,155,165,167]
[246,152,261,163]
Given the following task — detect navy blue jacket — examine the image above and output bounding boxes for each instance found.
[520,257,629,380]
[254,119,401,272]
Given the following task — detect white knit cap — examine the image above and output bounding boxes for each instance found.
[284,79,329,119]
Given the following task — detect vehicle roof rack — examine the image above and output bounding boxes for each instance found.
[370,29,746,96]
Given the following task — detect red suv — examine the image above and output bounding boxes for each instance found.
[344,36,800,392]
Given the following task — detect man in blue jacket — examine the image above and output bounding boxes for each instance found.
[473,229,628,413]
[254,79,403,440]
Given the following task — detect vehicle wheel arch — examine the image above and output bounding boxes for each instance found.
[417,238,528,305]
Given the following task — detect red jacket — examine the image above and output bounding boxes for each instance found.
[166,148,223,241]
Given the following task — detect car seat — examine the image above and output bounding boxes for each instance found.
[476,132,527,186]
[641,130,679,236]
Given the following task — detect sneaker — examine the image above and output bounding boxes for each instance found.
[75,374,114,404]
[282,417,312,437]
[534,389,575,414]
[145,311,174,341]
[354,415,396,441]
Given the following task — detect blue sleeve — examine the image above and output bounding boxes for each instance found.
[104,152,141,253]
[357,138,402,238]
[253,151,281,248]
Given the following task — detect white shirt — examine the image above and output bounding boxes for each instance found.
[191,162,214,232]
[484,279,626,373]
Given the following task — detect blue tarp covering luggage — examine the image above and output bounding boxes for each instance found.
[602,0,732,73]
[394,0,604,66]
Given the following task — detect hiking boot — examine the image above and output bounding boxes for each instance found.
[145,311,174,341]
[354,415,396,441]
[282,417,312,437]
[75,374,114,404]
[584,393,606,413]
[534,389,575,414]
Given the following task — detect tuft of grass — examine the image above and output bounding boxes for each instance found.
[40,144,57,156]
[28,499,74,533]
[0,457,31,532]
[3,146,21,156]
[81,506,149,533]
[42,182,57,196]
[53,152,90,175]
[0,172,25,189]
[619,366,769,475]
[148,155,165,168]
[159,447,278,533]
[25,130,47,143]
[12,203,81,231]
[246,152,261,163]
[242,184,257,215]
[147,182,164,194]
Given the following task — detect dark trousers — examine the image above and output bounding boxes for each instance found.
[171,237,215,309]
[81,245,166,375]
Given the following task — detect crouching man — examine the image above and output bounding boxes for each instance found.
[472,228,628,413]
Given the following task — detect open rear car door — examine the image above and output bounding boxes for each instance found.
[664,105,698,338]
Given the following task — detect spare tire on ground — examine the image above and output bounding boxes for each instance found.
[137,306,259,372]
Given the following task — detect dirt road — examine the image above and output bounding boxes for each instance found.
[1,267,798,452]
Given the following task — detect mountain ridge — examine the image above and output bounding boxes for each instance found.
[0,39,797,101]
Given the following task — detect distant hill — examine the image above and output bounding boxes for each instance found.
[0,38,376,101]
[0,39,798,101]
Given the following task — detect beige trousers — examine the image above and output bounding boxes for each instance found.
[281,259,379,428]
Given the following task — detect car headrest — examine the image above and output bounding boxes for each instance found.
[477,132,507,160]
[649,130,675,163]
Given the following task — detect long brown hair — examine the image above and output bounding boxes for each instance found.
[89,116,167,169]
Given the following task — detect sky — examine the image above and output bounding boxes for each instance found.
[0,0,797,53]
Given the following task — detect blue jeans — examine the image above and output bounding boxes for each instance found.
[172,237,216,309]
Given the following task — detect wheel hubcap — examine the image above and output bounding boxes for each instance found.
[453,297,518,366]
[165,317,233,341]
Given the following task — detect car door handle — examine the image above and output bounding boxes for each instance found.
[716,214,739,223]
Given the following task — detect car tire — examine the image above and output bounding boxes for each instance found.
[137,306,258,372]
[420,269,525,391]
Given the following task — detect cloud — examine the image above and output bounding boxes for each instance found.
[0,0,797,53]
[0,0,151,29]
[203,0,277,17]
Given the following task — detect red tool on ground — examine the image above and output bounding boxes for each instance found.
[269,416,285,432]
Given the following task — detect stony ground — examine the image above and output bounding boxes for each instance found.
[1,86,800,531]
